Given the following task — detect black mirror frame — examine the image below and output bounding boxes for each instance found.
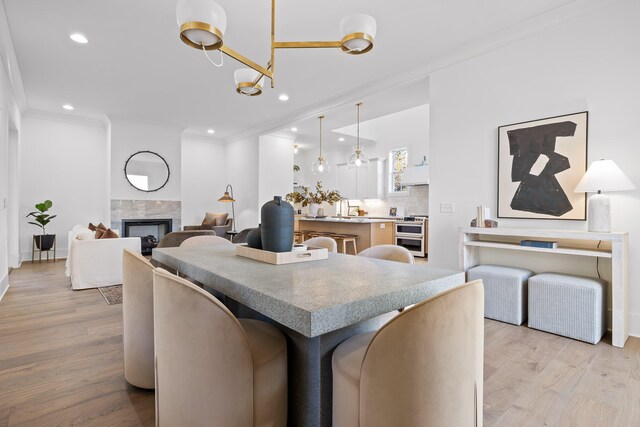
[123,150,171,193]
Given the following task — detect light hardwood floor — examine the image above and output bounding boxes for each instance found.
[1,261,639,426]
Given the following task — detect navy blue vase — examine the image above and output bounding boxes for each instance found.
[246,226,263,250]
[261,196,294,253]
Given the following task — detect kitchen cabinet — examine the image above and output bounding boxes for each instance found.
[336,158,386,200]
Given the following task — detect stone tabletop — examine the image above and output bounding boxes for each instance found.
[153,246,465,337]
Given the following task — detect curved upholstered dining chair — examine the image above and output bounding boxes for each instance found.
[332,280,484,427]
[153,268,288,427]
[180,235,234,248]
[302,236,338,253]
[357,245,415,264]
[122,248,156,389]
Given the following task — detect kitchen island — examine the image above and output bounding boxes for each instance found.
[297,217,395,253]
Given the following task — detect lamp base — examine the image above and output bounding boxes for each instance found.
[587,193,611,233]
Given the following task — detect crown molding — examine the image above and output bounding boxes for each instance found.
[224,0,617,144]
[262,131,297,142]
[24,109,108,128]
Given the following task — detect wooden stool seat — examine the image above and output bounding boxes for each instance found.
[330,234,358,255]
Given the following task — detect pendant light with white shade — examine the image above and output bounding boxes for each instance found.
[312,116,330,175]
[348,102,369,169]
[176,0,376,96]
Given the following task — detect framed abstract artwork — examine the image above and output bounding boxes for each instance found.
[498,111,588,220]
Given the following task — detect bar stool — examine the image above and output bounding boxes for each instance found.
[294,231,305,244]
[309,231,332,239]
[331,234,358,255]
[296,230,317,242]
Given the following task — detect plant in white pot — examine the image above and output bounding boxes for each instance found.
[286,181,342,217]
[26,199,57,250]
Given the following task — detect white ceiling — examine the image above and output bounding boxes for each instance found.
[4,0,577,139]
[282,78,429,151]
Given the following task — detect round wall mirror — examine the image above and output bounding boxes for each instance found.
[124,151,171,192]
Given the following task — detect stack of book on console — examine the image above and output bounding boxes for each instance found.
[520,240,558,249]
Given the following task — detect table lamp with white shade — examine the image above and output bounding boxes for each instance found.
[574,159,636,232]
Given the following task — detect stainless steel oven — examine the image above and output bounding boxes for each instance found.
[395,216,427,257]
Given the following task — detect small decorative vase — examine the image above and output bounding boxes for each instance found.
[246,226,263,250]
[261,196,294,253]
[308,203,321,217]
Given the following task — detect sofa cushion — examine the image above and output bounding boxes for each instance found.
[76,231,95,240]
[202,212,228,227]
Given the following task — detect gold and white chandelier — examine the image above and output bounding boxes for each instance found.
[176,0,377,96]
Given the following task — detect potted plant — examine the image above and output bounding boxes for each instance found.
[26,199,57,250]
[286,181,342,217]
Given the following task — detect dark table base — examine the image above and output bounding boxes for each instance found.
[222,294,379,427]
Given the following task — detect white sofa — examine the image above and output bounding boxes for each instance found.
[66,226,141,290]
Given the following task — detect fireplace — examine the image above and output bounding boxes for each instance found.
[122,219,173,255]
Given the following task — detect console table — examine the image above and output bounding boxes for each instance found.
[459,227,629,347]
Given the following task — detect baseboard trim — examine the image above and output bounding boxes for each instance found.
[0,273,9,302]
[20,250,68,263]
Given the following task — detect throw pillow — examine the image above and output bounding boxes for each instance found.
[202,212,229,227]
[95,228,106,239]
[88,222,107,231]
[101,229,119,239]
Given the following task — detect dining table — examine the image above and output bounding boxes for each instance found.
[153,245,465,427]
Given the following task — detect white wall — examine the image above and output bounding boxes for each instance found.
[7,126,19,268]
[258,134,294,220]
[19,113,109,260]
[181,133,228,226]
[429,0,640,334]
[225,136,259,230]
[110,120,181,201]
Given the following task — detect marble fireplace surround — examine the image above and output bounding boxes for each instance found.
[111,200,181,234]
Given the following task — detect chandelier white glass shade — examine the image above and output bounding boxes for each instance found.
[176,0,227,50]
[339,14,376,54]
[574,159,636,232]
[234,68,265,96]
[176,0,376,95]
[312,116,330,176]
[348,102,369,169]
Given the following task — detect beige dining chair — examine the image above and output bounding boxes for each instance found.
[357,244,415,264]
[122,249,156,389]
[332,280,484,427]
[358,244,415,325]
[179,235,234,247]
[303,236,338,253]
[153,268,288,427]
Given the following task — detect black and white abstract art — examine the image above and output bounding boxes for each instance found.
[498,112,588,220]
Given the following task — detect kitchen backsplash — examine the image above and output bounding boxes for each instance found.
[294,185,429,217]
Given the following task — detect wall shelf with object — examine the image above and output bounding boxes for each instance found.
[459,227,629,348]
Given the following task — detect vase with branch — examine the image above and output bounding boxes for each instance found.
[286,182,342,217]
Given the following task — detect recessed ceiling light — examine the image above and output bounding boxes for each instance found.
[62,104,74,111]
[207,129,215,134]
[338,137,345,142]
[69,33,88,44]
[290,127,298,132]
[278,94,289,102]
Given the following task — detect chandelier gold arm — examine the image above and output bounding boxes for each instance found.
[219,45,273,80]
[273,41,343,49]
